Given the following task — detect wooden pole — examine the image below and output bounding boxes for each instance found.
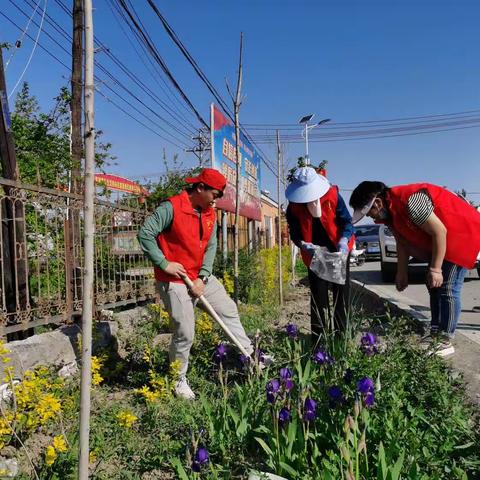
[232,33,243,305]
[276,130,283,305]
[0,48,29,334]
[78,0,94,476]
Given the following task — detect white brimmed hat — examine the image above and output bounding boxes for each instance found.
[285,167,330,203]
[351,196,376,224]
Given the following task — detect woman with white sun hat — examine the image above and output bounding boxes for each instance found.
[286,167,355,342]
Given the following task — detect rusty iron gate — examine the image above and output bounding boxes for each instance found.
[0,177,155,335]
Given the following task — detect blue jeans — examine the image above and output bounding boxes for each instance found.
[428,261,467,338]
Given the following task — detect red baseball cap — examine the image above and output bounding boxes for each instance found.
[185,168,227,191]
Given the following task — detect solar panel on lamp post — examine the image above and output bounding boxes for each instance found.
[298,114,331,165]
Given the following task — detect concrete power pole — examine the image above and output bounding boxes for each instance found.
[78,0,95,476]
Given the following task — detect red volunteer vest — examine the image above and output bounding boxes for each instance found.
[154,191,217,283]
[384,183,480,269]
[288,186,355,267]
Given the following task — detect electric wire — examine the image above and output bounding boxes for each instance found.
[5,0,43,69]
[0,9,193,150]
[8,0,48,99]
[6,0,194,148]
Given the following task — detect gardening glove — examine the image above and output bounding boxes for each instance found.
[337,237,349,254]
[300,241,318,256]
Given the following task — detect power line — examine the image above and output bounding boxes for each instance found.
[142,0,280,177]
[244,108,480,129]
[0,9,193,150]
[114,0,209,129]
[8,0,48,99]
[21,0,197,140]
[51,0,200,135]
[7,0,194,149]
[5,0,43,69]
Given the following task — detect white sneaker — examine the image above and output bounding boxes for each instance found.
[434,341,455,357]
[175,377,195,400]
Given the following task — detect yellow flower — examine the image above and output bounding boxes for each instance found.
[196,312,213,336]
[135,385,160,403]
[143,346,151,363]
[116,410,137,428]
[91,356,103,386]
[37,394,62,424]
[53,435,68,453]
[222,271,234,296]
[45,445,57,466]
[168,360,181,381]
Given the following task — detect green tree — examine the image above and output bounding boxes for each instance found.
[142,151,199,209]
[8,82,115,187]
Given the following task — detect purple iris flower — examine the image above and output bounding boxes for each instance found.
[364,391,375,408]
[357,377,374,395]
[279,368,292,379]
[361,332,376,346]
[278,407,291,426]
[328,386,343,401]
[192,446,209,472]
[266,378,281,404]
[303,398,317,422]
[284,378,294,392]
[361,332,379,356]
[239,354,251,365]
[213,343,228,363]
[286,323,298,339]
[313,350,334,365]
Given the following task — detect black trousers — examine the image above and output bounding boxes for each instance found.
[308,258,351,343]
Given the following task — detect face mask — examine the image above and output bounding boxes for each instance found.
[377,208,389,220]
[307,199,322,218]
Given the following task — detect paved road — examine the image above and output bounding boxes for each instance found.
[351,261,480,345]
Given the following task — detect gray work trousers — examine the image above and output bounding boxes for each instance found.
[156,275,253,378]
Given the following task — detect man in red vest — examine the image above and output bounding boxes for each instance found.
[286,167,355,342]
[350,181,480,357]
[138,168,255,399]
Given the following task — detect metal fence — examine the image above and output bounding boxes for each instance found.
[0,177,155,335]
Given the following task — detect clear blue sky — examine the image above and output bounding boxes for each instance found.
[2,0,480,206]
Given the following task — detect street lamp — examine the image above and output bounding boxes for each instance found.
[299,114,331,165]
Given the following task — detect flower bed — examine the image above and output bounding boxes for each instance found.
[0,257,478,478]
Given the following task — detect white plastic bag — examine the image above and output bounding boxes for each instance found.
[309,246,348,285]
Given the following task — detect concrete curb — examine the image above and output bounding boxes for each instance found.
[351,279,430,328]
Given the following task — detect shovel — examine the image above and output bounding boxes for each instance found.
[180,274,252,359]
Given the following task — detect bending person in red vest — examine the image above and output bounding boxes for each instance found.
[138,168,256,400]
[286,167,355,343]
[350,181,480,357]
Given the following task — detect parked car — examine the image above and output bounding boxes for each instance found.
[379,225,480,282]
[354,224,381,260]
[378,225,428,282]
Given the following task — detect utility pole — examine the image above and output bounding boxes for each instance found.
[227,32,244,305]
[78,0,95,476]
[71,0,83,193]
[0,48,28,333]
[276,130,283,306]
[65,0,84,317]
[185,128,211,167]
